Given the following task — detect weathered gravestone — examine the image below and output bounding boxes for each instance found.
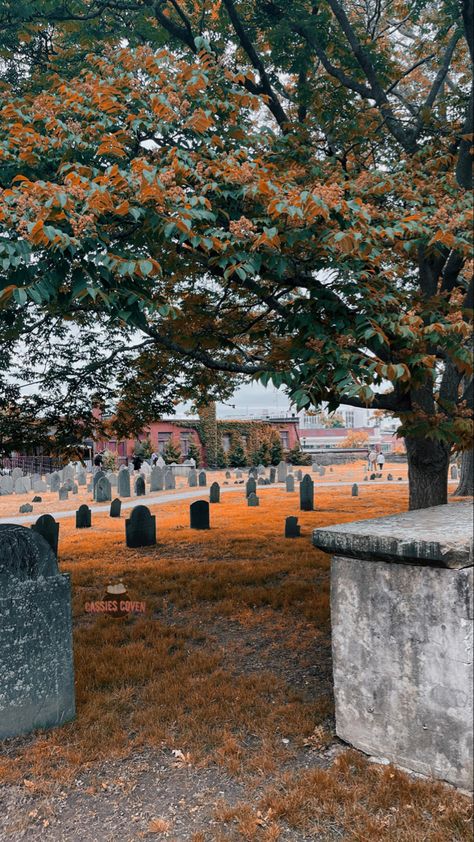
[62,479,74,492]
[76,505,91,529]
[257,464,266,476]
[247,492,259,507]
[300,474,314,511]
[235,469,243,479]
[58,487,69,501]
[312,463,319,473]
[96,476,112,503]
[72,483,78,495]
[277,461,288,482]
[248,467,258,478]
[319,466,326,477]
[32,514,59,557]
[258,477,266,486]
[285,516,301,538]
[190,500,210,530]
[198,470,207,487]
[450,464,459,480]
[117,467,131,498]
[387,473,393,481]
[225,471,231,479]
[107,472,118,488]
[150,466,164,492]
[164,470,175,490]
[0,475,13,495]
[32,496,42,503]
[209,482,220,503]
[296,469,303,481]
[286,475,295,493]
[188,468,198,488]
[125,505,156,548]
[19,504,33,513]
[77,470,87,486]
[269,467,276,484]
[50,471,61,492]
[312,502,474,790]
[0,524,75,739]
[92,470,105,497]
[15,478,28,494]
[246,477,257,498]
[352,483,359,497]
[135,476,146,496]
[11,467,23,482]
[110,498,122,518]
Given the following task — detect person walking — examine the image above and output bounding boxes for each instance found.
[376,450,386,475]
[368,449,377,473]
[132,455,143,472]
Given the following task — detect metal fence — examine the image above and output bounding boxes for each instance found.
[0,455,64,475]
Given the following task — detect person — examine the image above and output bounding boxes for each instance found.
[365,449,371,471]
[151,451,159,466]
[132,455,143,472]
[94,452,103,468]
[376,450,385,475]
[368,449,377,473]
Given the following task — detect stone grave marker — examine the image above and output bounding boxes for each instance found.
[319,466,326,476]
[150,466,164,492]
[0,476,13,495]
[14,478,27,494]
[269,467,276,483]
[352,483,359,497]
[32,479,47,492]
[246,477,257,498]
[76,505,91,529]
[450,464,458,480]
[247,492,259,507]
[62,478,74,492]
[300,474,314,511]
[387,473,393,481]
[63,464,75,482]
[209,482,220,503]
[312,463,319,473]
[0,524,75,739]
[32,514,60,556]
[77,469,87,486]
[277,461,288,482]
[135,476,146,496]
[72,483,78,495]
[188,468,198,487]
[117,467,131,498]
[125,505,156,547]
[107,472,118,488]
[141,461,151,476]
[258,477,266,485]
[257,464,266,476]
[58,488,69,501]
[164,470,175,490]
[11,467,23,482]
[296,469,303,481]
[286,475,295,493]
[225,471,231,479]
[190,500,210,530]
[110,498,122,518]
[198,470,207,487]
[19,504,33,513]
[96,476,112,503]
[285,516,301,538]
[248,467,258,478]
[32,496,42,503]
[235,469,243,479]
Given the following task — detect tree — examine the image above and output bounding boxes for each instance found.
[134,437,153,459]
[187,441,201,467]
[340,430,370,449]
[287,443,311,465]
[215,445,228,468]
[270,436,284,466]
[162,436,182,464]
[229,442,247,467]
[0,1,472,509]
[319,412,346,429]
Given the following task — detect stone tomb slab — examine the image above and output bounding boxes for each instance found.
[0,524,75,739]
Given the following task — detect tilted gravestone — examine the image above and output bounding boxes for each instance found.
[285,475,295,493]
[58,487,69,501]
[209,482,220,503]
[117,467,131,498]
[19,504,33,513]
[190,500,210,530]
[150,466,164,492]
[352,483,359,497]
[125,505,156,547]
[285,516,301,538]
[277,461,288,482]
[245,477,257,498]
[110,498,122,518]
[50,472,61,492]
[198,470,207,487]
[32,514,59,557]
[188,468,198,488]
[247,492,259,507]
[76,505,91,529]
[95,476,112,503]
[300,474,314,511]
[0,524,75,739]
[135,475,146,496]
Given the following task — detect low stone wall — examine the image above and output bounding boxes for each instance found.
[313,503,473,790]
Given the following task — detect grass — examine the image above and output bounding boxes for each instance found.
[1,478,472,840]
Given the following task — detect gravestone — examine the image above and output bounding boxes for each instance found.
[312,463,319,473]
[77,470,87,486]
[156,455,166,468]
[198,470,207,487]
[319,466,326,476]
[269,467,276,483]
[58,488,69,501]
[11,467,23,482]
[14,478,28,494]
[450,464,458,480]
[247,492,259,507]
[286,475,295,493]
[63,464,75,482]
[246,477,257,498]
[62,478,74,492]
[76,505,91,529]
[188,468,198,487]
[50,472,61,492]
[0,524,75,739]
[277,461,288,482]
[96,476,112,503]
[209,482,220,503]
[125,505,156,548]
[110,498,122,518]
[387,473,393,481]
[150,466,164,492]
[352,483,359,497]
[190,500,210,530]
[19,504,33,513]
[32,514,60,556]
[235,470,243,479]
[92,470,105,497]
[107,472,118,488]
[296,469,303,481]
[285,516,301,538]
[135,476,146,496]
[0,476,13,495]
[258,477,266,486]
[72,483,78,495]
[300,474,314,511]
[32,496,42,503]
[257,464,266,476]
[225,471,231,479]
[164,470,175,490]
[117,467,131,497]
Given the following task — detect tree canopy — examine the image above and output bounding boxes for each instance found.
[0,0,472,506]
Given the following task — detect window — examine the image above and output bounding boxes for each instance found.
[158,433,171,453]
[280,431,289,449]
[345,411,355,428]
[180,433,191,455]
[221,434,231,453]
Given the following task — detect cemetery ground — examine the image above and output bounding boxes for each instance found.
[0,476,472,841]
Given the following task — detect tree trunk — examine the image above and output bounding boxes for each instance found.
[454,449,474,497]
[405,436,451,510]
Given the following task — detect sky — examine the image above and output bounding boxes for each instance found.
[175,382,294,419]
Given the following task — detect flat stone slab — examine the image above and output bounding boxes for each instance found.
[313,502,473,568]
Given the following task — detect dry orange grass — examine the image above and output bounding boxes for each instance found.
[1,483,472,841]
